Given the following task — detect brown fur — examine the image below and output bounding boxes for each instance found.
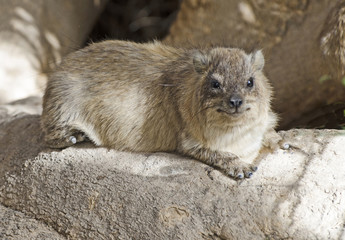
[41,40,279,179]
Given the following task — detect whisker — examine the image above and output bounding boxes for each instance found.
[158,84,180,87]
[189,105,216,122]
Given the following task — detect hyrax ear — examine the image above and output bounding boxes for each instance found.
[193,51,210,74]
[250,50,265,71]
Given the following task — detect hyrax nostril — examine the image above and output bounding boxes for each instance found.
[229,95,243,108]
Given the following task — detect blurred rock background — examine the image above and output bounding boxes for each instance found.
[89,0,180,42]
[0,0,344,129]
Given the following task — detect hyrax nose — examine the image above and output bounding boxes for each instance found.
[229,95,243,108]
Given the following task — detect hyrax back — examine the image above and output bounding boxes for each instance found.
[42,40,279,179]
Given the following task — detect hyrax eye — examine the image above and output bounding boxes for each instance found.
[247,77,254,88]
[211,80,221,89]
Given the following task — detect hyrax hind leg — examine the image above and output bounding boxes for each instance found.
[43,124,87,149]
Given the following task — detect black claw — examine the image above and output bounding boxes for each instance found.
[251,166,258,172]
[246,172,253,178]
[237,173,244,179]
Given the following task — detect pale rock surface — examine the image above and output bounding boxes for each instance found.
[0,0,108,104]
[0,100,345,239]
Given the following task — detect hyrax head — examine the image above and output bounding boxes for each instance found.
[193,47,272,125]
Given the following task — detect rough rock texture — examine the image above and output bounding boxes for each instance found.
[165,0,345,129]
[0,204,65,240]
[1,102,345,239]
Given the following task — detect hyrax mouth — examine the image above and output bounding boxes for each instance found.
[216,107,250,116]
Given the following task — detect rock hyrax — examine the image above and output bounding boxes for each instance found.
[41,40,280,179]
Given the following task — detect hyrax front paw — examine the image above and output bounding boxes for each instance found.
[218,158,257,180]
